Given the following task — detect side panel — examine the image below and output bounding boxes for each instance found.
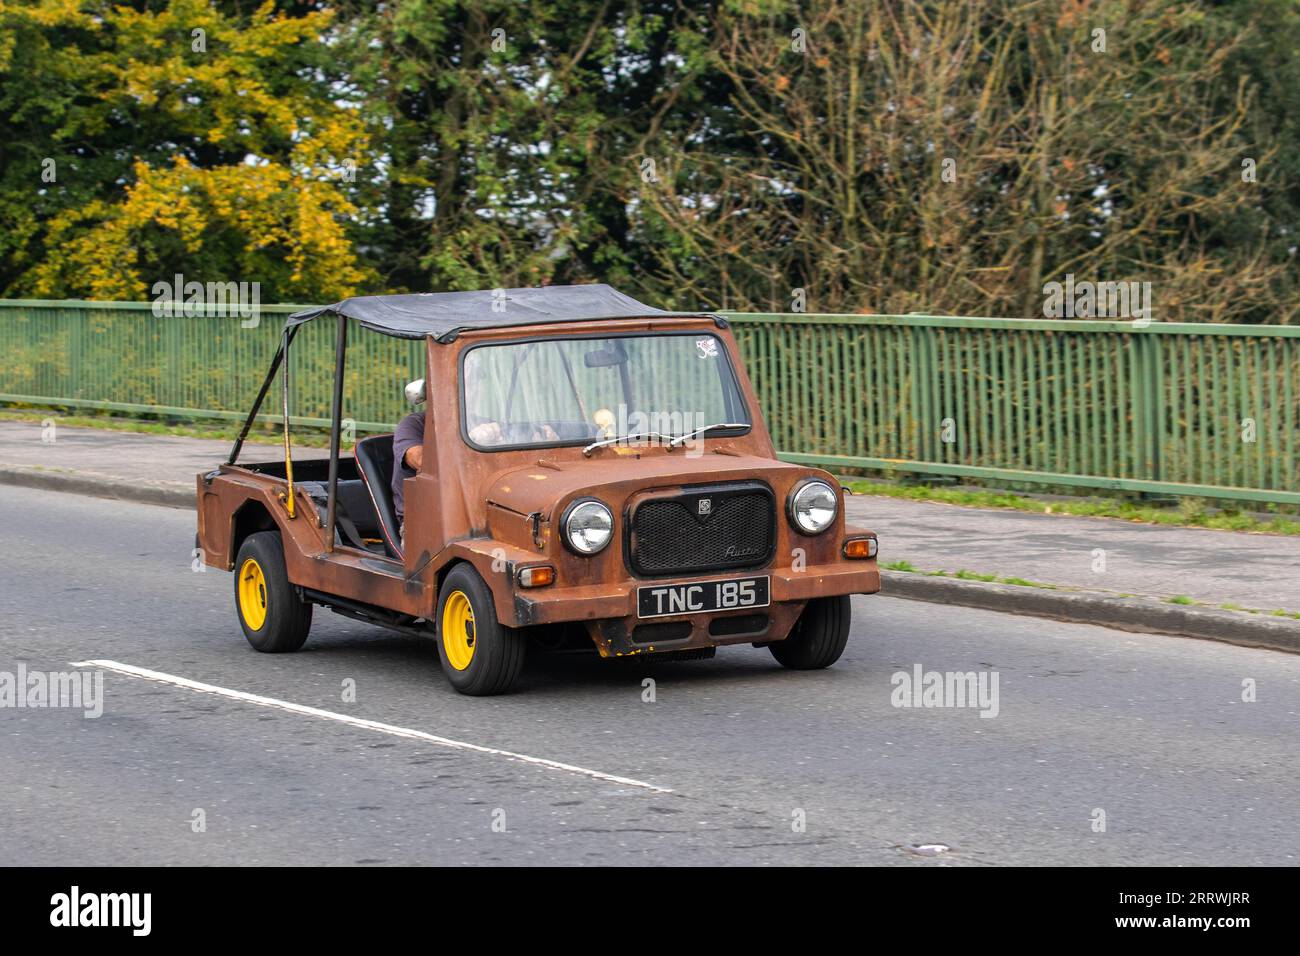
[196,470,289,571]
[196,469,435,619]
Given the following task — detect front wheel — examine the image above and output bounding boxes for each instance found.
[436,564,527,696]
[234,531,312,652]
[770,595,850,670]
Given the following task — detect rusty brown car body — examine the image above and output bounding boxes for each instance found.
[196,286,879,695]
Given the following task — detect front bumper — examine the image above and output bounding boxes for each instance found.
[512,562,880,657]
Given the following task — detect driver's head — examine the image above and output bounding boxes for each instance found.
[404,378,426,406]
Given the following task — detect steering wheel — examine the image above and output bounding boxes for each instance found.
[500,421,541,443]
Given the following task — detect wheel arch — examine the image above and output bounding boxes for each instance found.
[434,556,478,617]
[230,498,281,569]
[430,543,536,628]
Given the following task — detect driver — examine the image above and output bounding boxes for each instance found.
[389,369,560,544]
[391,405,424,545]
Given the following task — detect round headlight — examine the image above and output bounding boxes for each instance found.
[789,480,838,534]
[563,499,613,554]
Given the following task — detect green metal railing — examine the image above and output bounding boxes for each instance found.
[0,300,420,432]
[729,313,1300,505]
[2,299,1298,505]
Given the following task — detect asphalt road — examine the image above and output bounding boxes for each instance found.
[2,483,1297,866]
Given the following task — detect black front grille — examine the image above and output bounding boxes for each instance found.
[628,482,775,576]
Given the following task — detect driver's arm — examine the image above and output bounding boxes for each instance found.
[405,444,423,469]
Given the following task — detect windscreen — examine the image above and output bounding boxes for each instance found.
[460,333,750,449]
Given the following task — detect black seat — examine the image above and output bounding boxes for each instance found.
[334,479,382,540]
[298,479,385,552]
[354,434,404,559]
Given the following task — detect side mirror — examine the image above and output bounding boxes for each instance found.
[404,379,426,405]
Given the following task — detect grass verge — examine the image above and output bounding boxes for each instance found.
[845,478,1300,536]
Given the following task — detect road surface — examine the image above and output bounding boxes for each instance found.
[1,484,1296,865]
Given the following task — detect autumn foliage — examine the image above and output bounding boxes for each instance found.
[1,0,1296,322]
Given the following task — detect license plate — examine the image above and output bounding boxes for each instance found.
[637,575,770,619]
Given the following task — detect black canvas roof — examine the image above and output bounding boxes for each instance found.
[286,284,714,342]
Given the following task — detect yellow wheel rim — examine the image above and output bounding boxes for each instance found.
[238,558,268,631]
[441,590,476,671]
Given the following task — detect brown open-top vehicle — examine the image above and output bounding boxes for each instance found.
[196,285,880,695]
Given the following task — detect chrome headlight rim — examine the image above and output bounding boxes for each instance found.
[561,497,614,555]
[788,478,839,535]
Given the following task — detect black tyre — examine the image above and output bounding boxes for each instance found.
[436,563,527,696]
[770,595,850,670]
[233,531,312,653]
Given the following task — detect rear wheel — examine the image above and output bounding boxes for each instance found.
[436,564,527,696]
[234,531,312,653]
[770,595,850,670]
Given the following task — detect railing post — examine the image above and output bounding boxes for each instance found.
[1136,327,1163,483]
[908,323,935,462]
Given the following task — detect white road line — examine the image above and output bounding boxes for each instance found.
[71,659,673,794]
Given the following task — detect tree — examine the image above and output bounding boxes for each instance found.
[0,0,372,301]
[338,0,725,293]
[632,0,1296,322]
[2,0,1296,322]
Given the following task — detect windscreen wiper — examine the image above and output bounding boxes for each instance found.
[582,431,676,457]
[667,422,748,448]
